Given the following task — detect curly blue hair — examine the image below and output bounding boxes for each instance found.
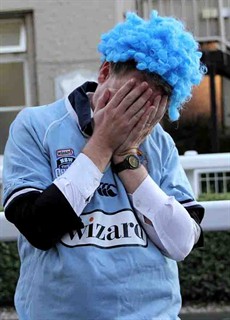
[98,11,207,121]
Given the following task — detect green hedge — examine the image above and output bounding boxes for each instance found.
[1,232,230,306]
[179,231,230,306]
[0,241,19,305]
[1,196,230,306]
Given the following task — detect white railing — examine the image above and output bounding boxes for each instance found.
[0,211,19,241]
[1,152,229,201]
[180,151,230,198]
[0,199,230,241]
[0,152,230,241]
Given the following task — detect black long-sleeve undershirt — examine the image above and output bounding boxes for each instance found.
[5,184,84,250]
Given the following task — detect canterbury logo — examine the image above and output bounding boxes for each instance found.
[97,183,117,197]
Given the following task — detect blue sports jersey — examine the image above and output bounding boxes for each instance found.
[3,82,197,320]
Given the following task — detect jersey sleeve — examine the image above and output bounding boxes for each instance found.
[3,108,53,206]
[160,144,204,223]
[160,145,195,202]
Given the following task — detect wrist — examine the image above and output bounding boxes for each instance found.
[113,147,141,164]
[82,137,113,172]
[111,153,142,173]
[113,147,137,163]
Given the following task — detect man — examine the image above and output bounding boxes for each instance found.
[3,11,205,320]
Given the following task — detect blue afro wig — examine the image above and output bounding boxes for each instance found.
[98,11,207,121]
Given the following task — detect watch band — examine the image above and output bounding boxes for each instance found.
[112,154,141,173]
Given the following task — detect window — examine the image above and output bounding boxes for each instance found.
[0,19,26,53]
[0,13,37,154]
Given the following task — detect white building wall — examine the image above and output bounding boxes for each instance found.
[1,0,135,105]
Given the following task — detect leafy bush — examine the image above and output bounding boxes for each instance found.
[0,241,19,305]
[1,232,230,306]
[0,199,230,306]
[179,231,230,306]
[198,193,230,201]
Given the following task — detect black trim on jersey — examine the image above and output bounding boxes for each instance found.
[68,81,97,136]
[5,184,84,251]
[3,186,43,207]
[180,199,194,204]
[185,205,205,248]
[185,205,205,224]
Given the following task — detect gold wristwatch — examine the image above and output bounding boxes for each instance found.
[112,154,141,173]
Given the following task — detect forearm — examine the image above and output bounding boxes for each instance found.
[115,165,202,261]
[112,153,148,193]
[54,153,104,215]
[82,136,113,173]
[4,185,84,250]
[5,150,106,250]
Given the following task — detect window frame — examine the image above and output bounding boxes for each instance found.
[0,18,26,54]
[0,12,37,109]
[0,12,37,154]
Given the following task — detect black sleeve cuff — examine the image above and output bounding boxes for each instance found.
[186,206,205,248]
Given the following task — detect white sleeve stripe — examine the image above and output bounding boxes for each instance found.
[4,188,43,209]
[182,201,200,207]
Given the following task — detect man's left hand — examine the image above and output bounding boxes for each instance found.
[113,95,168,159]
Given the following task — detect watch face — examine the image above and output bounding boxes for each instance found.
[128,155,140,169]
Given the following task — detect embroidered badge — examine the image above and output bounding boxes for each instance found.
[55,148,76,177]
[55,156,75,177]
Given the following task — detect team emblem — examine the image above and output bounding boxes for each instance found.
[55,149,76,177]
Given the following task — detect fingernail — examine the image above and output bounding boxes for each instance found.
[141,82,148,87]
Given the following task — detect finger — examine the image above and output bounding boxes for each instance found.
[107,78,136,109]
[144,95,161,125]
[128,102,150,129]
[130,107,153,140]
[125,87,153,117]
[125,105,156,147]
[121,107,152,148]
[148,95,168,126]
[146,105,158,126]
[152,95,168,123]
[96,89,110,111]
[161,95,169,109]
[116,82,149,113]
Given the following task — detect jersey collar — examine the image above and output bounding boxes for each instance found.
[67,81,98,137]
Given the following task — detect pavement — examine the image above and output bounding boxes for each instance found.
[1,306,230,320]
